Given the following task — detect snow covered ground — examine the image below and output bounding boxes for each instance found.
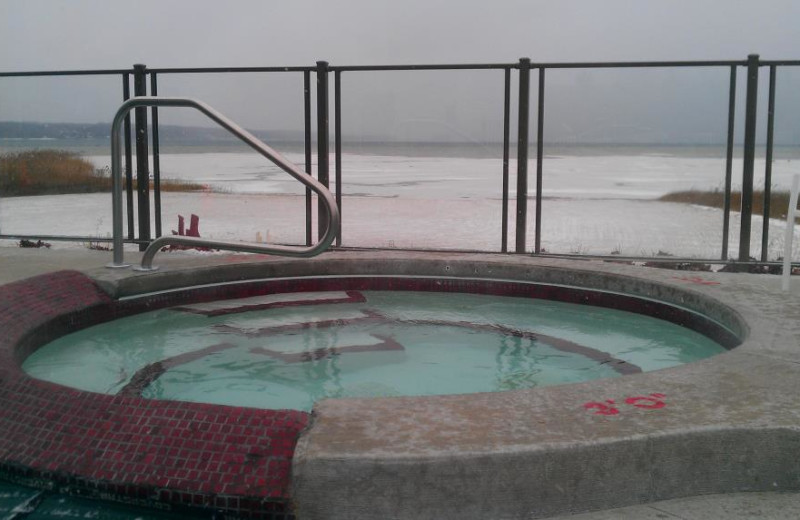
[1,150,799,260]
[84,150,800,200]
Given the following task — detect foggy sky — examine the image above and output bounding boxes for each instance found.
[1,0,799,144]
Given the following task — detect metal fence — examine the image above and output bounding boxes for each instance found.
[1,55,799,264]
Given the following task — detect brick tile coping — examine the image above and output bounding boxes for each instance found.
[0,269,743,518]
[0,271,304,519]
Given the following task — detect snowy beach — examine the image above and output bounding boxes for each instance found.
[1,146,799,260]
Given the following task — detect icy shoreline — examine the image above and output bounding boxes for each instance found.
[1,191,798,261]
[2,150,799,261]
[83,150,800,200]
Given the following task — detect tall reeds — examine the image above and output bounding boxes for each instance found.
[0,149,206,196]
[660,189,800,223]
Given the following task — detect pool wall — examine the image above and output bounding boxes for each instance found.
[1,251,798,519]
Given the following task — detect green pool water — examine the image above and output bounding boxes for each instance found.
[23,290,727,411]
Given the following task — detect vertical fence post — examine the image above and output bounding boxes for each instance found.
[133,63,150,250]
[316,61,330,241]
[534,67,545,254]
[122,73,134,241]
[304,71,313,246]
[335,70,342,247]
[515,57,531,253]
[501,68,511,253]
[738,54,759,262]
[150,72,162,238]
[722,66,736,260]
[761,65,777,262]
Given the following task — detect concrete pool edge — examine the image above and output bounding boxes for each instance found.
[282,253,800,519]
[92,252,749,342]
[2,251,798,519]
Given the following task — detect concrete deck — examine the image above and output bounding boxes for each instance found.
[1,245,799,519]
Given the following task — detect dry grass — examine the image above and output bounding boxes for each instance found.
[659,189,800,223]
[1,149,207,197]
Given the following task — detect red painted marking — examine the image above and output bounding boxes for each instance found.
[583,400,620,416]
[625,393,667,409]
[673,276,720,286]
[584,393,667,415]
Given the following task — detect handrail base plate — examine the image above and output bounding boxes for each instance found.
[132,265,160,272]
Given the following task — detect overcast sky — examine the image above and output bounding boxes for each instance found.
[2,0,799,68]
[1,0,799,144]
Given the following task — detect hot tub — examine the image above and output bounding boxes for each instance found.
[2,251,796,520]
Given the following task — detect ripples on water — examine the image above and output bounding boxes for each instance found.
[24,291,727,411]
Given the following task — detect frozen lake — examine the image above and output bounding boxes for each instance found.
[1,146,799,260]
[83,147,800,200]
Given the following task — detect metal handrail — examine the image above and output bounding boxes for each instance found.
[107,96,340,271]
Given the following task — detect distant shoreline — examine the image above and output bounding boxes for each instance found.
[2,122,799,159]
[3,139,800,162]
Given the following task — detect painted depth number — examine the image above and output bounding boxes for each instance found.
[583,393,666,416]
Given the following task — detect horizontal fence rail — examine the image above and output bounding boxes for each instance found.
[1,56,799,267]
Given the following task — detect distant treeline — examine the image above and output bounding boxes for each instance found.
[0,121,304,143]
[0,121,111,139]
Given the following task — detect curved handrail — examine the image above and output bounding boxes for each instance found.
[107,97,340,270]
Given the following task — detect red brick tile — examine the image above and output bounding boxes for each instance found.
[0,271,309,518]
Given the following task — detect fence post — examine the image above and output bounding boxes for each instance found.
[738,54,759,262]
[761,65,777,262]
[721,66,736,260]
[515,57,531,253]
[304,71,313,246]
[335,70,342,247]
[150,72,162,238]
[133,63,150,250]
[122,73,135,241]
[534,67,545,254]
[316,61,330,241]
[501,68,511,253]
